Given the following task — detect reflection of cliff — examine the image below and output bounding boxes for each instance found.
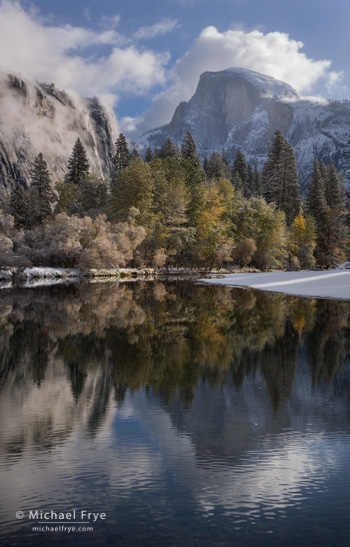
[1,281,350,459]
[0,356,115,459]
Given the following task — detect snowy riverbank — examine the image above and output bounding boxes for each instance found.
[199,265,350,301]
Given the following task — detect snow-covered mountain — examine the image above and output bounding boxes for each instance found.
[145,68,350,189]
[0,72,117,191]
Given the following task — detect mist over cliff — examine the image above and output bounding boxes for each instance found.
[1,68,350,193]
[0,72,117,191]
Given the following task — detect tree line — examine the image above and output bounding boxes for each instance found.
[0,129,349,270]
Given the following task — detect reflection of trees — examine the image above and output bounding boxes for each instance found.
[307,301,349,385]
[260,322,299,410]
[1,282,350,424]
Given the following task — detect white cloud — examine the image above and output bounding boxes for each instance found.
[0,1,169,105]
[132,25,344,135]
[134,18,179,40]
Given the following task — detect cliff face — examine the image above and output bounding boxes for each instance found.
[146,68,350,189]
[0,73,117,191]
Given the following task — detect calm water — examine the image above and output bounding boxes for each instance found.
[1,280,350,546]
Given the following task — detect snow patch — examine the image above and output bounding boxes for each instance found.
[199,268,350,301]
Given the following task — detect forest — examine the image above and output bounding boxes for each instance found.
[0,129,349,271]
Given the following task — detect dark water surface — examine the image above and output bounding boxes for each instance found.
[1,280,350,546]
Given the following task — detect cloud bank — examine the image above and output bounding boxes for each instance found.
[0,1,345,137]
[0,1,170,104]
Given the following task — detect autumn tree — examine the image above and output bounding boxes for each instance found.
[193,178,235,268]
[288,212,316,269]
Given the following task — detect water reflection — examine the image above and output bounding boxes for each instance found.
[1,281,350,545]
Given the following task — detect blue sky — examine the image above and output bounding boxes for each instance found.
[0,0,349,137]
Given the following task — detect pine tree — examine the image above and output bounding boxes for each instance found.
[130,148,140,161]
[231,150,248,194]
[9,183,30,228]
[181,130,199,163]
[112,133,130,184]
[262,132,300,224]
[307,157,327,224]
[262,130,285,201]
[276,142,300,224]
[232,172,243,193]
[145,147,154,163]
[221,149,230,169]
[204,152,230,180]
[325,159,344,210]
[66,138,90,185]
[253,162,261,197]
[110,158,154,229]
[30,153,55,225]
[157,137,180,160]
[247,164,254,197]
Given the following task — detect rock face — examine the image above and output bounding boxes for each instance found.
[0,73,117,191]
[146,68,350,189]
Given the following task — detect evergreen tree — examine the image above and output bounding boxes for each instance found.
[150,158,192,262]
[181,130,200,163]
[316,208,347,267]
[221,149,230,169]
[110,158,154,229]
[9,183,30,228]
[112,133,130,184]
[262,130,285,201]
[232,172,243,193]
[253,162,262,197]
[262,132,300,224]
[204,151,230,180]
[231,150,248,194]
[247,164,255,197]
[325,159,344,210]
[145,147,154,163]
[156,137,181,160]
[318,160,328,187]
[307,157,327,224]
[66,138,90,185]
[79,173,108,217]
[30,153,55,225]
[130,148,140,161]
[275,142,300,224]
